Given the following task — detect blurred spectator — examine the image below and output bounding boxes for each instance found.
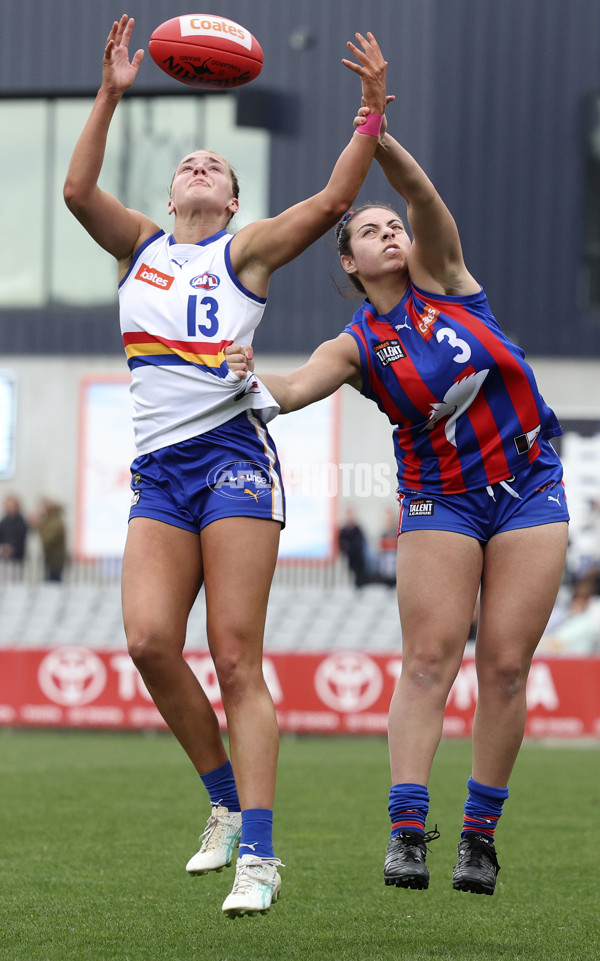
[540,573,600,654]
[377,506,398,587]
[565,497,600,584]
[0,493,28,563]
[338,507,371,588]
[30,498,67,582]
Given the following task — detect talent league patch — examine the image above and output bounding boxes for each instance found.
[373,339,405,366]
[408,498,435,517]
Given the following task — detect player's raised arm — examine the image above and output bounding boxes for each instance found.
[63,15,155,265]
[230,32,389,292]
[372,128,479,296]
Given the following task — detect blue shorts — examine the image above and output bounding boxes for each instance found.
[398,446,569,542]
[129,411,285,533]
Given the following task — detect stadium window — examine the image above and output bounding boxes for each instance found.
[584,91,600,312]
[0,94,270,309]
[0,371,17,479]
[0,102,46,306]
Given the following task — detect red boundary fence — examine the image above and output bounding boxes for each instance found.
[1,649,598,738]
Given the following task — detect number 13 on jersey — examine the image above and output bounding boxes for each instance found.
[187,294,219,337]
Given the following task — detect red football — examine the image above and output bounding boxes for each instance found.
[149,13,264,89]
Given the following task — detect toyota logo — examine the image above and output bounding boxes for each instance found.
[314,653,383,713]
[38,647,107,707]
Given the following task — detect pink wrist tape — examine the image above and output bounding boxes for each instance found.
[356,113,383,137]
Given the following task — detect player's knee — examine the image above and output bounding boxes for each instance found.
[402,642,462,689]
[479,657,529,698]
[126,627,171,675]
[213,648,260,703]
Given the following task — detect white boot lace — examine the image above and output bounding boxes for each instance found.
[230,858,284,894]
[199,811,230,852]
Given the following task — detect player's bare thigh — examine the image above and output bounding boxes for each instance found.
[201,516,281,658]
[477,522,568,660]
[396,529,483,657]
[122,516,203,649]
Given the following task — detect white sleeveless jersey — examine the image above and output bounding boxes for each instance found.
[118,229,279,454]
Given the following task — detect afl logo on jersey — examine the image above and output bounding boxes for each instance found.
[374,339,405,366]
[190,272,220,290]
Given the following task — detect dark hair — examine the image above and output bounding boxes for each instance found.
[335,203,405,293]
[169,151,240,224]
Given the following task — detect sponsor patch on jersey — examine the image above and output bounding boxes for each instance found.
[373,339,405,366]
[190,272,220,290]
[535,479,561,495]
[407,498,435,517]
[416,304,439,340]
[135,263,174,290]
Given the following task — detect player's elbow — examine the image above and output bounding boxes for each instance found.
[63,178,82,213]
[329,197,355,224]
[63,175,92,216]
[315,192,354,228]
[275,385,303,415]
[284,382,321,414]
[276,388,299,415]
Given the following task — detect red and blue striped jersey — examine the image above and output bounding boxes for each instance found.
[343,283,562,494]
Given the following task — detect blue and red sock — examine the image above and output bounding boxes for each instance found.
[461,776,509,841]
[388,782,429,838]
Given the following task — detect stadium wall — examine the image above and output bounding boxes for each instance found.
[1,648,598,738]
[0,0,599,357]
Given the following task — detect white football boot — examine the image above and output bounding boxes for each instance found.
[222,854,283,917]
[185,805,242,875]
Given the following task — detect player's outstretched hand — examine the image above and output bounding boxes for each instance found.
[342,32,390,116]
[102,14,144,97]
[225,344,254,380]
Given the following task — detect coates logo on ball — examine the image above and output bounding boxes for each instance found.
[149,14,264,89]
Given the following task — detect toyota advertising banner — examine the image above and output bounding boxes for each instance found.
[0,648,598,738]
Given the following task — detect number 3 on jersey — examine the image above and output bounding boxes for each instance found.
[435,326,471,364]
[187,294,219,337]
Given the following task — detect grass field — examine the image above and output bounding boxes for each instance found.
[1,730,598,961]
